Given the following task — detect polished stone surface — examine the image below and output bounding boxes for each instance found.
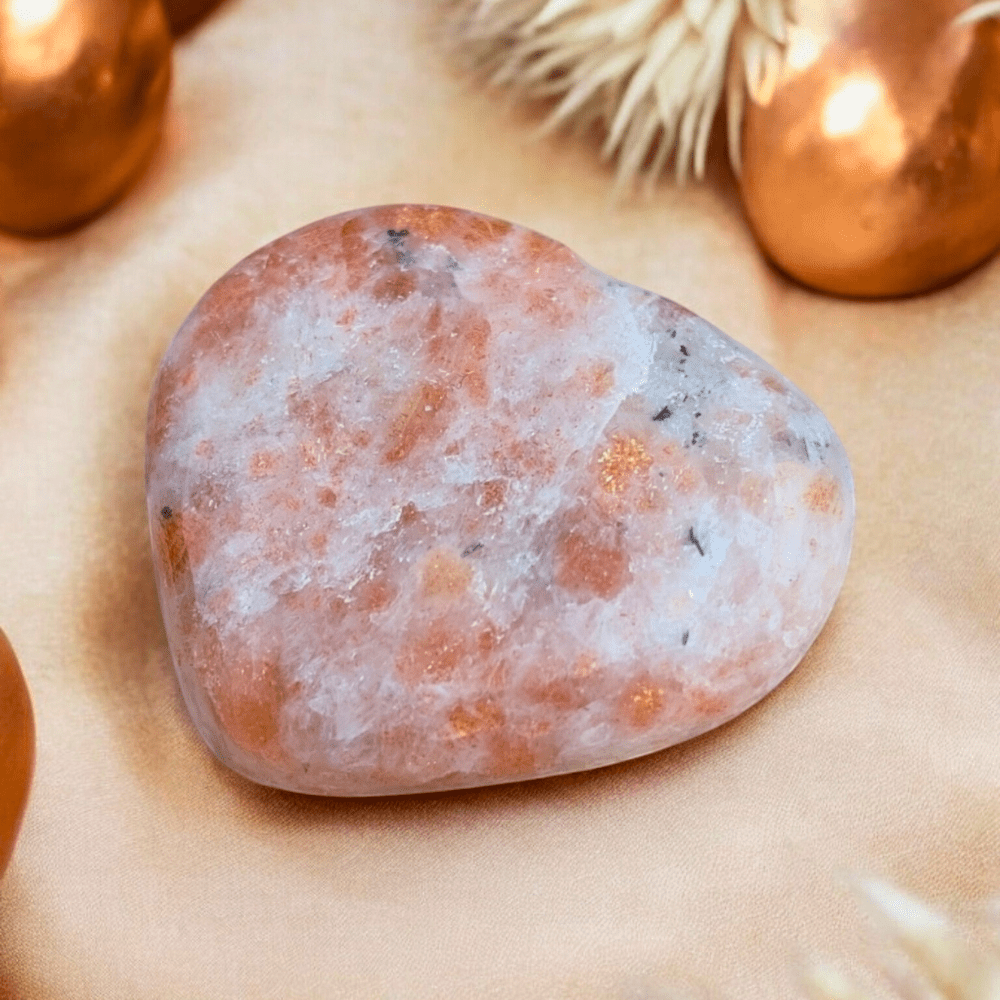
[146,205,854,795]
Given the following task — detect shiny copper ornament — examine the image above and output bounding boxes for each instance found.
[162,0,224,36]
[0,0,172,236]
[739,0,1000,298]
[0,629,33,878]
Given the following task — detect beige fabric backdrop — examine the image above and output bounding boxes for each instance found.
[1,1,998,997]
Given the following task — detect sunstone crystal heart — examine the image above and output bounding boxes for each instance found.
[146,205,854,796]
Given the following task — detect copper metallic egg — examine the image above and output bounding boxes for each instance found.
[739,0,1000,298]
[162,0,224,36]
[0,0,172,236]
[0,629,33,878]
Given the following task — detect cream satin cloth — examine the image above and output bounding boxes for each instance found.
[1,1,998,997]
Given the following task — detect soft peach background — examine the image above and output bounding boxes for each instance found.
[1,1,998,998]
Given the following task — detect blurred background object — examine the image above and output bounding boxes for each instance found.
[0,629,33,878]
[0,0,172,236]
[162,0,225,37]
[739,0,1000,297]
[802,877,1000,1000]
[441,0,787,192]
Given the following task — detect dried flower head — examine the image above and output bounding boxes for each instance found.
[802,877,1000,1000]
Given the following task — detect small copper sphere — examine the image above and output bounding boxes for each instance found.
[0,0,172,236]
[739,0,1000,298]
[0,629,34,878]
[162,0,224,36]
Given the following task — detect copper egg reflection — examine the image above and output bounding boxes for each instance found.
[0,629,34,878]
[0,0,172,236]
[739,0,1000,297]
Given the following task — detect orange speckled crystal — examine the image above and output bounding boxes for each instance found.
[146,205,854,796]
[1,629,34,875]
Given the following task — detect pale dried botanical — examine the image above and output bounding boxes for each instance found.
[958,1,1000,25]
[802,877,1000,1000]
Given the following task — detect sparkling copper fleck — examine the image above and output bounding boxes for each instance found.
[599,435,653,494]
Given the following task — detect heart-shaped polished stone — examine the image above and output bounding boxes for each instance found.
[147,205,854,796]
